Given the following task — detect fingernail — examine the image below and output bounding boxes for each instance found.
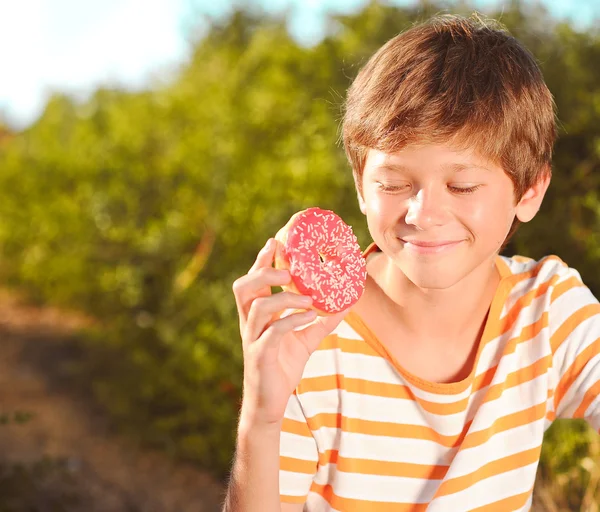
[300,295,312,304]
[263,239,273,251]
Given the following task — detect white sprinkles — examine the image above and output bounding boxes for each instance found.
[284,208,367,313]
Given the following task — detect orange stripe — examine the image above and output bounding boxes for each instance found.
[553,337,600,411]
[319,448,340,465]
[539,255,567,269]
[303,390,546,451]
[343,268,551,396]
[551,275,584,302]
[435,445,541,497]
[493,256,566,338]
[300,373,462,414]
[307,412,469,447]
[469,489,533,511]
[550,303,600,353]
[501,281,551,335]
[318,334,379,356]
[475,312,550,398]
[305,403,544,477]
[574,379,600,418]
[473,355,551,415]
[310,483,428,512]
[282,417,312,437]
[461,402,546,450]
[280,494,306,504]
[280,455,317,474]
[318,449,448,479]
[511,256,533,263]
[299,352,550,418]
[495,309,548,355]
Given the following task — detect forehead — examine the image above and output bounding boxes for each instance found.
[364,145,497,173]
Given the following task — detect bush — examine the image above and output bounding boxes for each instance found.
[0,1,599,487]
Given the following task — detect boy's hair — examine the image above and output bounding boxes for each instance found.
[342,14,557,243]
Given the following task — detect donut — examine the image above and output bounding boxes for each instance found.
[274,207,367,315]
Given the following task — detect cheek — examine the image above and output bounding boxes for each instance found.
[365,193,404,224]
[463,194,516,239]
[364,191,385,217]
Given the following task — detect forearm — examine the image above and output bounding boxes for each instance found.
[223,411,282,512]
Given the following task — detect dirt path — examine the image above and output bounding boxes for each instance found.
[0,291,225,512]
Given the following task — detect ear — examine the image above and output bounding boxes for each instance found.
[357,189,367,215]
[515,168,551,223]
[353,172,367,215]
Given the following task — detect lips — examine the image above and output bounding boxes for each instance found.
[399,238,464,254]
[401,239,462,247]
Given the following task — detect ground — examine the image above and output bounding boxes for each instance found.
[0,290,225,512]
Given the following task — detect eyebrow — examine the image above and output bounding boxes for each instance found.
[375,163,491,173]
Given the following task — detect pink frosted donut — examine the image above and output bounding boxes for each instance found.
[274,207,367,315]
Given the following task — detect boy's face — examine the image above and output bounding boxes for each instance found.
[358,143,548,290]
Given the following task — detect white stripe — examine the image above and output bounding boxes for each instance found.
[477,293,549,371]
[428,462,537,510]
[323,429,457,465]
[558,352,600,418]
[313,464,438,503]
[501,275,539,314]
[305,374,547,448]
[300,388,467,436]
[304,330,550,417]
[466,374,548,434]
[284,394,308,422]
[585,394,600,430]
[280,431,317,461]
[279,469,313,496]
[305,348,474,402]
[306,492,339,511]
[449,419,545,476]
[332,321,362,339]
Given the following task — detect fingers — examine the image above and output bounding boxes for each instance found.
[249,238,276,274]
[233,267,292,321]
[244,292,313,346]
[294,309,348,354]
[249,309,318,367]
[232,238,292,323]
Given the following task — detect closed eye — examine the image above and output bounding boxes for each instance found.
[376,182,410,193]
[448,185,482,194]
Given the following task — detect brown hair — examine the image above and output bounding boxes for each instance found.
[342,14,557,242]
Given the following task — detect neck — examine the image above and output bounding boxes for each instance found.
[370,254,501,343]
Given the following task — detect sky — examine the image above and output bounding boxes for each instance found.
[1,0,598,130]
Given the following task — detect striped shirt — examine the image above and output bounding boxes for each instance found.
[279,248,600,510]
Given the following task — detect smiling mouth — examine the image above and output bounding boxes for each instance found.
[399,238,464,254]
[401,239,462,247]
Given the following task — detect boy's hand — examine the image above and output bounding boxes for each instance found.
[233,238,346,428]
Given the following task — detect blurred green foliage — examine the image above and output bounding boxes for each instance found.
[0,1,599,503]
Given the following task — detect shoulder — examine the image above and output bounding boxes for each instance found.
[498,253,600,326]
[498,253,587,300]
[501,254,600,352]
[499,253,572,281]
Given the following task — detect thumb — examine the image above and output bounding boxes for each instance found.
[296,309,348,353]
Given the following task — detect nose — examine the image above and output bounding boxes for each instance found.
[404,187,450,230]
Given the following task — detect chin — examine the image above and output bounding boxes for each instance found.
[397,259,467,290]
[405,272,462,290]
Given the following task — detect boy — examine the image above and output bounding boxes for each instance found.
[224,14,600,511]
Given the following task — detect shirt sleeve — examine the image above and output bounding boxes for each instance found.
[550,266,600,432]
[279,389,319,504]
